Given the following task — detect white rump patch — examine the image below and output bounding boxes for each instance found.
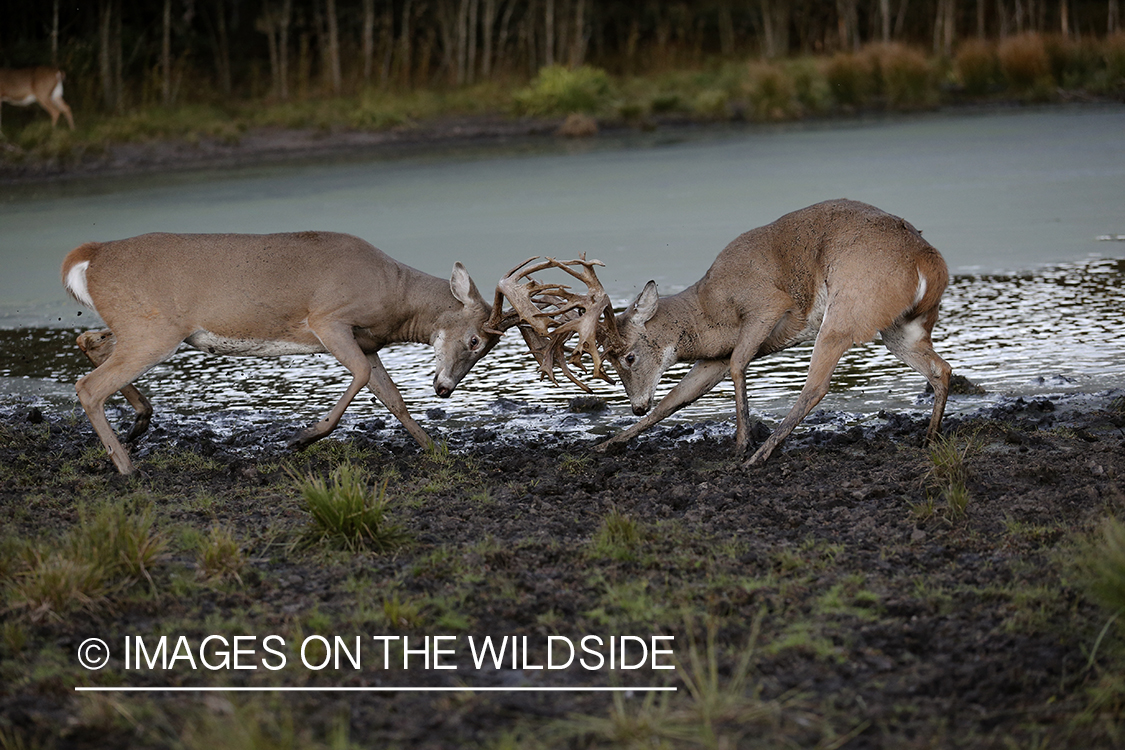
[185,331,326,357]
[913,270,928,308]
[51,80,65,102]
[64,260,95,309]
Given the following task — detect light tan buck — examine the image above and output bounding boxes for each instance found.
[496,199,952,466]
[0,67,75,134]
[62,232,505,474]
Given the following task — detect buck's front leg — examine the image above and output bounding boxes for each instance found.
[290,324,372,449]
[364,352,434,450]
[596,359,728,452]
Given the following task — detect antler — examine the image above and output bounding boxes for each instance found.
[489,254,621,393]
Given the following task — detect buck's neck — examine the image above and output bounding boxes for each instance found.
[652,286,719,361]
[393,269,456,345]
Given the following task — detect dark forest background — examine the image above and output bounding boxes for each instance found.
[2,1,1122,114]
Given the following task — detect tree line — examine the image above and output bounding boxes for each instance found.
[2,0,1122,112]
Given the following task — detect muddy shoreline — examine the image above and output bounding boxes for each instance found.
[1,389,1124,748]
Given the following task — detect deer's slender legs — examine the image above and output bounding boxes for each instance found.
[745,327,853,468]
[75,333,182,474]
[77,329,154,442]
[364,352,434,449]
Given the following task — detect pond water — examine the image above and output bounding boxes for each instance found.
[1,105,1123,441]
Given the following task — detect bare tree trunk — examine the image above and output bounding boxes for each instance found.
[1110,0,1120,33]
[326,0,342,94]
[997,0,1009,37]
[467,0,480,83]
[880,0,891,41]
[363,0,376,82]
[380,3,394,84]
[977,0,986,36]
[836,0,858,51]
[51,0,60,65]
[163,0,173,105]
[100,0,115,110]
[934,0,956,56]
[481,0,497,78]
[214,0,233,95]
[279,0,291,100]
[894,0,910,38]
[399,0,414,87]
[569,0,587,66]
[544,0,555,66]
[719,0,735,55]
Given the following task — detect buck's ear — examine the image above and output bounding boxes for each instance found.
[450,262,478,305]
[632,280,659,325]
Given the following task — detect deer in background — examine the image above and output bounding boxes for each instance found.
[0,67,75,134]
[63,232,510,474]
[496,199,953,466]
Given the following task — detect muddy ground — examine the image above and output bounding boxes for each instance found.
[1,389,1124,749]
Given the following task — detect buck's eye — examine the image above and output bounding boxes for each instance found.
[625,353,636,366]
[469,336,480,349]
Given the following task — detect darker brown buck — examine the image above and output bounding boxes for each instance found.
[62,232,509,474]
[497,200,953,466]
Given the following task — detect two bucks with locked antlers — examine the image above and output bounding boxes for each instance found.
[497,199,953,466]
[62,231,526,475]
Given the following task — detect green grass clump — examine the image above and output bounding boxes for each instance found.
[3,501,168,622]
[514,65,612,116]
[196,525,246,585]
[591,507,642,562]
[916,431,975,521]
[297,463,409,552]
[1078,517,1125,628]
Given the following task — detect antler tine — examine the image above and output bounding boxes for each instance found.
[492,252,619,391]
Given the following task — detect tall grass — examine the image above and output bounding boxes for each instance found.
[998,33,1053,93]
[3,501,168,622]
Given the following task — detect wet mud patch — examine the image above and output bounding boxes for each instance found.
[1,391,1124,748]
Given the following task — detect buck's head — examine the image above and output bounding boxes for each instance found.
[431,262,502,398]
[607,281,676,416]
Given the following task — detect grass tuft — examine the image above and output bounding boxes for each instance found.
[591,507,642,562]
[297,463,409,552]
[196,525,246,585]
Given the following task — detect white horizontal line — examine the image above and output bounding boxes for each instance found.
[75,686,676,693]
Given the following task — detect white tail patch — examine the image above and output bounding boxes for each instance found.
[65,260,96,309]
[51,80,65,103]
[912,269,928,308]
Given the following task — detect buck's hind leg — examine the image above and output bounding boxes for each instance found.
[745,327,853,468]
[76,333,181,474]
[881,311,952,443]
[77,330,154,442]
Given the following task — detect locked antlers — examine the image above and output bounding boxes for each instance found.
[487,255,620,393]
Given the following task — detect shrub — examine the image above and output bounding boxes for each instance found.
[744,62,798,120]
[1105,32,1125,88]
[514,65,612,116]
[998,33,1053,92]
[1044,34,1103,89]
[955,39,999,95]
[872,43,934,107]
[825,51,873,106]
[787,58,832,114]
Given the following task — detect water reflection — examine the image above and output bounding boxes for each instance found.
[4,257,1122,436]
